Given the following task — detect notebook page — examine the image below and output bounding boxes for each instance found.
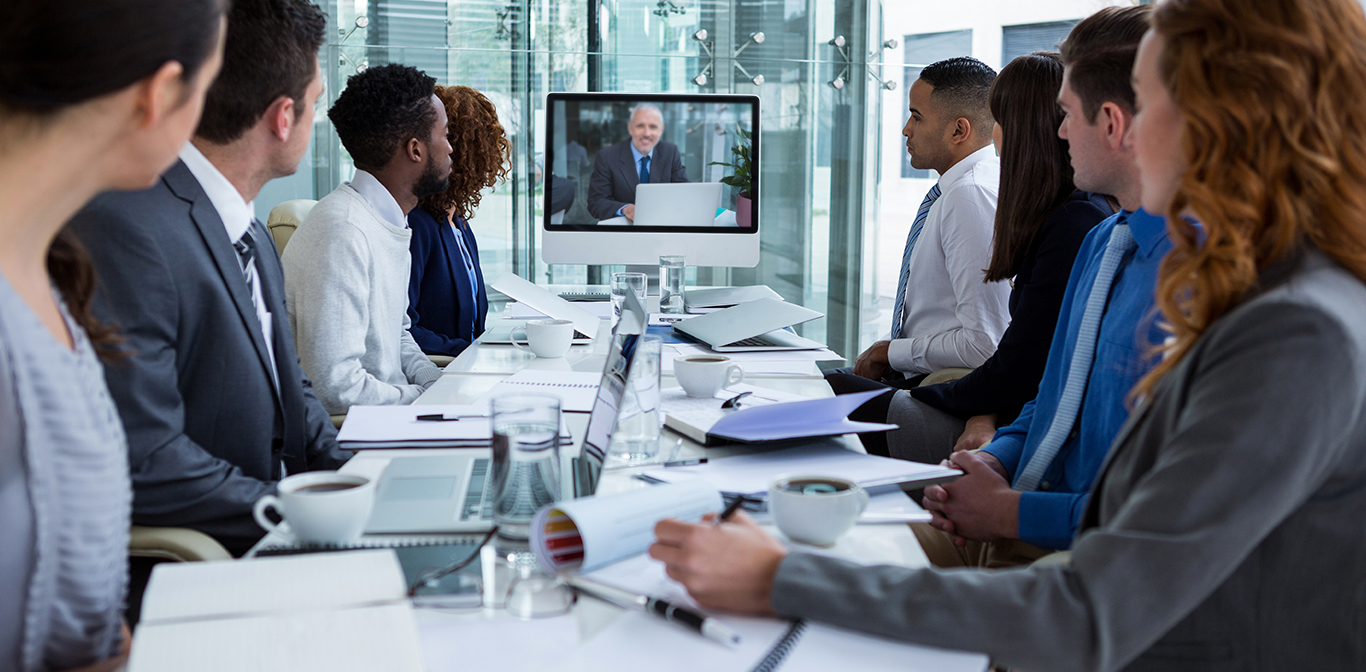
[778,623,988,672]
[139,549,406,623]
[129,603,424,672]
[474,370,604,412]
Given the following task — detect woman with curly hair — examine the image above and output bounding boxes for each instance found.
[648,0,1366,669]
[407,85,511,356]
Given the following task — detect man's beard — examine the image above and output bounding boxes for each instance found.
[413,156,450,200]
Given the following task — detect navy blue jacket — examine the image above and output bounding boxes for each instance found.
[407,207,488,356]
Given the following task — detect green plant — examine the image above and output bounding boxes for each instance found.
[708,125,752,196]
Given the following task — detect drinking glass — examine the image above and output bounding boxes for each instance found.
[610,335,662,464]
[659,255,686,314]
[490,394,562,540]
[610,272,647,322]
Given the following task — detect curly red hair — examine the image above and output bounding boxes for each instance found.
[418,85,511,221]
[1136,0,1366,398]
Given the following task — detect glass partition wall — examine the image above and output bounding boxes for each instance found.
[286,0,887,360]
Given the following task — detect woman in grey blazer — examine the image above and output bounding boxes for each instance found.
[0,2,225,670]
[649,0,1366,670]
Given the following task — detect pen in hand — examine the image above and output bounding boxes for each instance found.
[713,495,751,526]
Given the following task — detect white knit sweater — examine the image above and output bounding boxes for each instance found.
[281,183,441,413]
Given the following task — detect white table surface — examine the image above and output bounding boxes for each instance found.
[251,302,949,669]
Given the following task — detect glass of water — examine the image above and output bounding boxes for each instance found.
[490,394,562,540]
[610,335,662,465]
[610,271,647,322]
[659,255,685,314]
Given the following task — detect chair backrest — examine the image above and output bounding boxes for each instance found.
[266,199,318,253]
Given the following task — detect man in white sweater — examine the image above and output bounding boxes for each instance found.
[282,64,453,413]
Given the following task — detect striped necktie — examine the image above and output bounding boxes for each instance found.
[232,223,260,291]
[1014,221,1137,492]
[890,183,942,340]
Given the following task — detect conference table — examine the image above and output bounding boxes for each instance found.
[250,294,983,671]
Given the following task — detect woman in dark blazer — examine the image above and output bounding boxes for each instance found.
[829,52,1113,461]
[408,85,510,357]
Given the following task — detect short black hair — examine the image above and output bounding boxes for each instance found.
[196,0,327,144]
[918,56,997,135]
[328,63,438,170]
[1059,5,1152,121]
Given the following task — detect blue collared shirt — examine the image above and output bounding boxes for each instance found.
[616,144,654,217]
[981,208,1172,549]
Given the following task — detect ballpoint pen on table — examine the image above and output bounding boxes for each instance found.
[415,414,484,422]
[563,575,742,647]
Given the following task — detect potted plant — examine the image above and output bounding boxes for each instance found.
[708,125,754,227]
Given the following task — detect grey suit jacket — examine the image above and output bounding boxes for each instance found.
[771,248,1366,671]
[586,139,689,220]
[68,161,349,553]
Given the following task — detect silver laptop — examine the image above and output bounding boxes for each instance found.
[481,272,599,344]
[672,297,825,351]
[633,182,724,227]
[365,291,649,534]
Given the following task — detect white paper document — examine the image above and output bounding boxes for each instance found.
[640,443,961,496]
[419,614,580,672]
[658,383,807,415]
[504,300,615,320]
[336,404,573,448]
[472,369,603,413]
[130,551,424,672]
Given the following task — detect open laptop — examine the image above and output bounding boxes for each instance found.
[365,291,648,534]
[672,297,826,351]
[633,182,724,227]
[481,272,600,344]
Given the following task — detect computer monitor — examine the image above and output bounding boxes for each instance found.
[543,92,760,267]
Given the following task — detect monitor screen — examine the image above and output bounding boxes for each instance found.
[544,92,759,233]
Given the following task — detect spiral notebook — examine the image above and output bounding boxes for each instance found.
[472,370,602,412]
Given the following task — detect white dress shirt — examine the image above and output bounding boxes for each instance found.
[179,143,279,389]
[349,169,408,230]
[886,145,1011,375]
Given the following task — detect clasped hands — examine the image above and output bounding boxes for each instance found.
[923,450,1021,547]
[852,340,893,380]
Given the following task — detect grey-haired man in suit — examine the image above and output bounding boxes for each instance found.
[66,0,349,556]
[586,104,690,221]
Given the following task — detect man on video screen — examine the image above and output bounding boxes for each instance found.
[586,103,689,221]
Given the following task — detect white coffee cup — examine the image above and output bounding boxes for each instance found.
[253,472,375,545]
[768,475,868,547]
[511,319,574,358]
[673,355,744,398]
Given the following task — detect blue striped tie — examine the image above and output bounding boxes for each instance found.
[1014,221,1137,492]
[890,183,942,340]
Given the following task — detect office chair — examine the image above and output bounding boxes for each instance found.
[266,199,317,253]
[129,525,232,563]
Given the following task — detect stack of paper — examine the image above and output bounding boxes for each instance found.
[663,389,896,445]
[639,442,961,497]
[504,301,615,320]
[129,550,424,672]
[470,369,603,413]
[336,404,573,449]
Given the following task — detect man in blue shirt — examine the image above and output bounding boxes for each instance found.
[916,6,1167,567]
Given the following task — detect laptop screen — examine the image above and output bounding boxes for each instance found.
[574,290,648,497]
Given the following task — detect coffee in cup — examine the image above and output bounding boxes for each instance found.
[673,355,744,398]
[768,475,868,547]
[511,319,575,358]
[253,471,375,545]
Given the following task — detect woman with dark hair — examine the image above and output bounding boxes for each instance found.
[407,85,511,357]
[651,0,1366,668]
[0,1,225,670]
[830,52,1112,463]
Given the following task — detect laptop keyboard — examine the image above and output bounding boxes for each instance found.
[460,458,494,521]
[726,335,781,348]
[557,292,610,301]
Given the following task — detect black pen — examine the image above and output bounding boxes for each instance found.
[662,457,707,468]
[713,495,750,526]
[415,413,483,422]
[564,576,741,647]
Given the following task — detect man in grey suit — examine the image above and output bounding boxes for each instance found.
[586,104,690,221]
[67,0,348,555]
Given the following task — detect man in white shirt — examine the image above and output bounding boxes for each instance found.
[842,57,1010,387]
[67,0,350,555]
[281,63,451,413]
